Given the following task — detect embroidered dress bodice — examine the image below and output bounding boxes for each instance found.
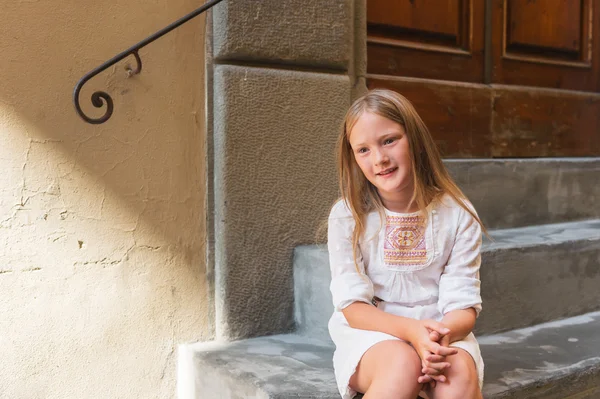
[384,215,427,268]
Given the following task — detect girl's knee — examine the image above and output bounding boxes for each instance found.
[373,342,422,394]
[432,350,480,399]
[357,340,422,397]
[378,341,422,376]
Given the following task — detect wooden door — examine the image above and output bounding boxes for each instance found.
[367,0,600,157]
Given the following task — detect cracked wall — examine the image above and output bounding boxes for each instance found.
[0,1,211,398]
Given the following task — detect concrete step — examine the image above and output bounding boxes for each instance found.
[444,158,600,229]
[180,311,600,399]
[294,219,600,338]
[479,312,600,399]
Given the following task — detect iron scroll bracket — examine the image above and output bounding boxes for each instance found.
[73,0,225,124]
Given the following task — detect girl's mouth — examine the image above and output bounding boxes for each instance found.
[377,167,398,177]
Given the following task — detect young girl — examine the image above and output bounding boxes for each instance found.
[328,89,484,399]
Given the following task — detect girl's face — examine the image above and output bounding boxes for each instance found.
[348,111,414,208]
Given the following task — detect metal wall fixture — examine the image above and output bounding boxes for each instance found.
[73,0,225,124]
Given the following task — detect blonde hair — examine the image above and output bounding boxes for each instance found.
[336,89,486,269]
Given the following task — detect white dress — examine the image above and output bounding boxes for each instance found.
[327,194,484,399]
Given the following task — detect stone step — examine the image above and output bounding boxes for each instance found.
[179,311,600,399]
[479,311,600,399]
[294,219,600,337]
[444,158,600,229]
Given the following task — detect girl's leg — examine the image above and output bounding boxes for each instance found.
[349,340,422,399]
[429,348,481,399]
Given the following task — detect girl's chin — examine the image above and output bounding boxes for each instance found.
[374,181,413,196]
[376,185,404,196]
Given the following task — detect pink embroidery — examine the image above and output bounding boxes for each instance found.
[384,215,427,268]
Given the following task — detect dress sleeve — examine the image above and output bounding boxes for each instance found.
[328,201,374,312]
[437,202,483,317]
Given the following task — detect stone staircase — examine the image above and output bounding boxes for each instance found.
[180,159,600,399]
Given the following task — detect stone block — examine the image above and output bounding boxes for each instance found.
[212,0,352,70]
[477,219,600,334]
[293,244,332,338]
[446,158,600,229]
[213,65,350,339]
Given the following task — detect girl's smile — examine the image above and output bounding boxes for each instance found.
[377,166,398,177]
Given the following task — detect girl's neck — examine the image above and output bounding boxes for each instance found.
[379,190,419,214]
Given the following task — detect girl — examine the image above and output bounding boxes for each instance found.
[328,89,484,399]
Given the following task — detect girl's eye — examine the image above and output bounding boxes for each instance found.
[357,147,368,154]
[383,138,395,145]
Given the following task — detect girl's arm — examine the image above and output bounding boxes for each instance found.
[427,308,475,361]
[342,301,451,344]
[440,308,476,343]
[437,202,483,336]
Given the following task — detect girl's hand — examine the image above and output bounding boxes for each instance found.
[420,330,453,386]
[408,320,457,383]
[430,330,451,348]
[429,329,451,346]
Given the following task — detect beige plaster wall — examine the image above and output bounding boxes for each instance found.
[0,1,211,398]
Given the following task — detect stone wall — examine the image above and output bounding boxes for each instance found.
[0,1,211,397]
[209,0,367,340]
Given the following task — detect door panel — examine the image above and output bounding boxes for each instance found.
[492,0,599,91]
[489,85,600,156]
[367,0,485,83]
[368,0,462,38]
[508,0,582,54]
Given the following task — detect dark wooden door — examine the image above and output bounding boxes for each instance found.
[367,0,600,157]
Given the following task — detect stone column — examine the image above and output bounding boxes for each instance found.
[208,0,366,340]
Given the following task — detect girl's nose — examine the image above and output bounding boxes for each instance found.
[374,149,389,165]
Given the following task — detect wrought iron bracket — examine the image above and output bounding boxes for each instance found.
[73,0,225,124]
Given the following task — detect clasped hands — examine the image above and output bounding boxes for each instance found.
[410,320,457,388]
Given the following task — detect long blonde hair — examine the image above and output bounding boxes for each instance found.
[336,89,486,269]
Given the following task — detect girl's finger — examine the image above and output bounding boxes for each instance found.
[429,331,441,342]
[421,367,440,375]
[421,372,447,383]
[426,354,446,363]
[418,376,436,391]
[440,334,451,347]
[423,361,451,372]
[423,320,450,336]
[421,358,429,369]
[421,351,433,366]
[432,344,458,357]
